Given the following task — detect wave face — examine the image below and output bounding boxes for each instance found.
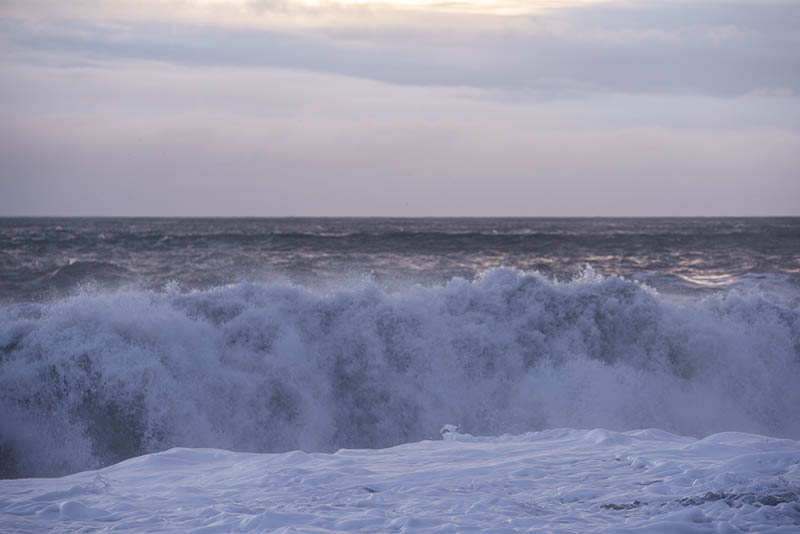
[2,269,799,478]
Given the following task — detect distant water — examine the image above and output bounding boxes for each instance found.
[2,217,799,301]
[1,218,799,477]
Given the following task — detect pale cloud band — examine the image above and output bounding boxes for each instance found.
[0,1,616,22]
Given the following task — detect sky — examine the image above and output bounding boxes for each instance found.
[0,0,798,216]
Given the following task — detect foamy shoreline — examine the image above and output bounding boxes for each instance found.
[2,428,798,533]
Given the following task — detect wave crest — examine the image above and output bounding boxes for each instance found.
[1,269,799,477]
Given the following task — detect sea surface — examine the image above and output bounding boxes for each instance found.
[2,217,799,301]
[1,217,799,478]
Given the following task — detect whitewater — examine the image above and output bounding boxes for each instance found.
[2,427,799,533]
[1,218,799,532]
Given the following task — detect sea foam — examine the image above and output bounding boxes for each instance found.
[1,268,799,477]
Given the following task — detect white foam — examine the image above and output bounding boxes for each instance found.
[1,268,799,477]
[1,429,797,533]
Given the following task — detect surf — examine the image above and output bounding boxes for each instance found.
[1,268,799,478]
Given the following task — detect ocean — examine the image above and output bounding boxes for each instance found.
[1,217,799,479]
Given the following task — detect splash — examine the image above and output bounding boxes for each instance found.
[1,269,798,477]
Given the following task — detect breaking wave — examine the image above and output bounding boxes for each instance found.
[2,268,799,478]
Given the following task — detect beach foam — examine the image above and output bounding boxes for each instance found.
[1,428,798,533]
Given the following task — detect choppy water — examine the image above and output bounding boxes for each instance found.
[1,218,799,478]
[2,217,799,300]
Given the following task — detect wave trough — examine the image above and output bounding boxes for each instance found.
[1,268,799,478]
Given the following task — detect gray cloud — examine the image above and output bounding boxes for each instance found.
[3,115,798,216]
[1,63,798,216]
[3,0,799,96]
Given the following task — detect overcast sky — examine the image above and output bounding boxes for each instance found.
[1,0,798,216]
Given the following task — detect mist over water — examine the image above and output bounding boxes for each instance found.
[1,218,799,478]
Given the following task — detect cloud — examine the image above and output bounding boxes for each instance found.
[1,0,798,215]
[3,110,798,216]
[1,63,798,216]
[2,0,799,96]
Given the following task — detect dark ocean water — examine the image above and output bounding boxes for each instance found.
[2,217,799,301]
[1,218,799,478]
